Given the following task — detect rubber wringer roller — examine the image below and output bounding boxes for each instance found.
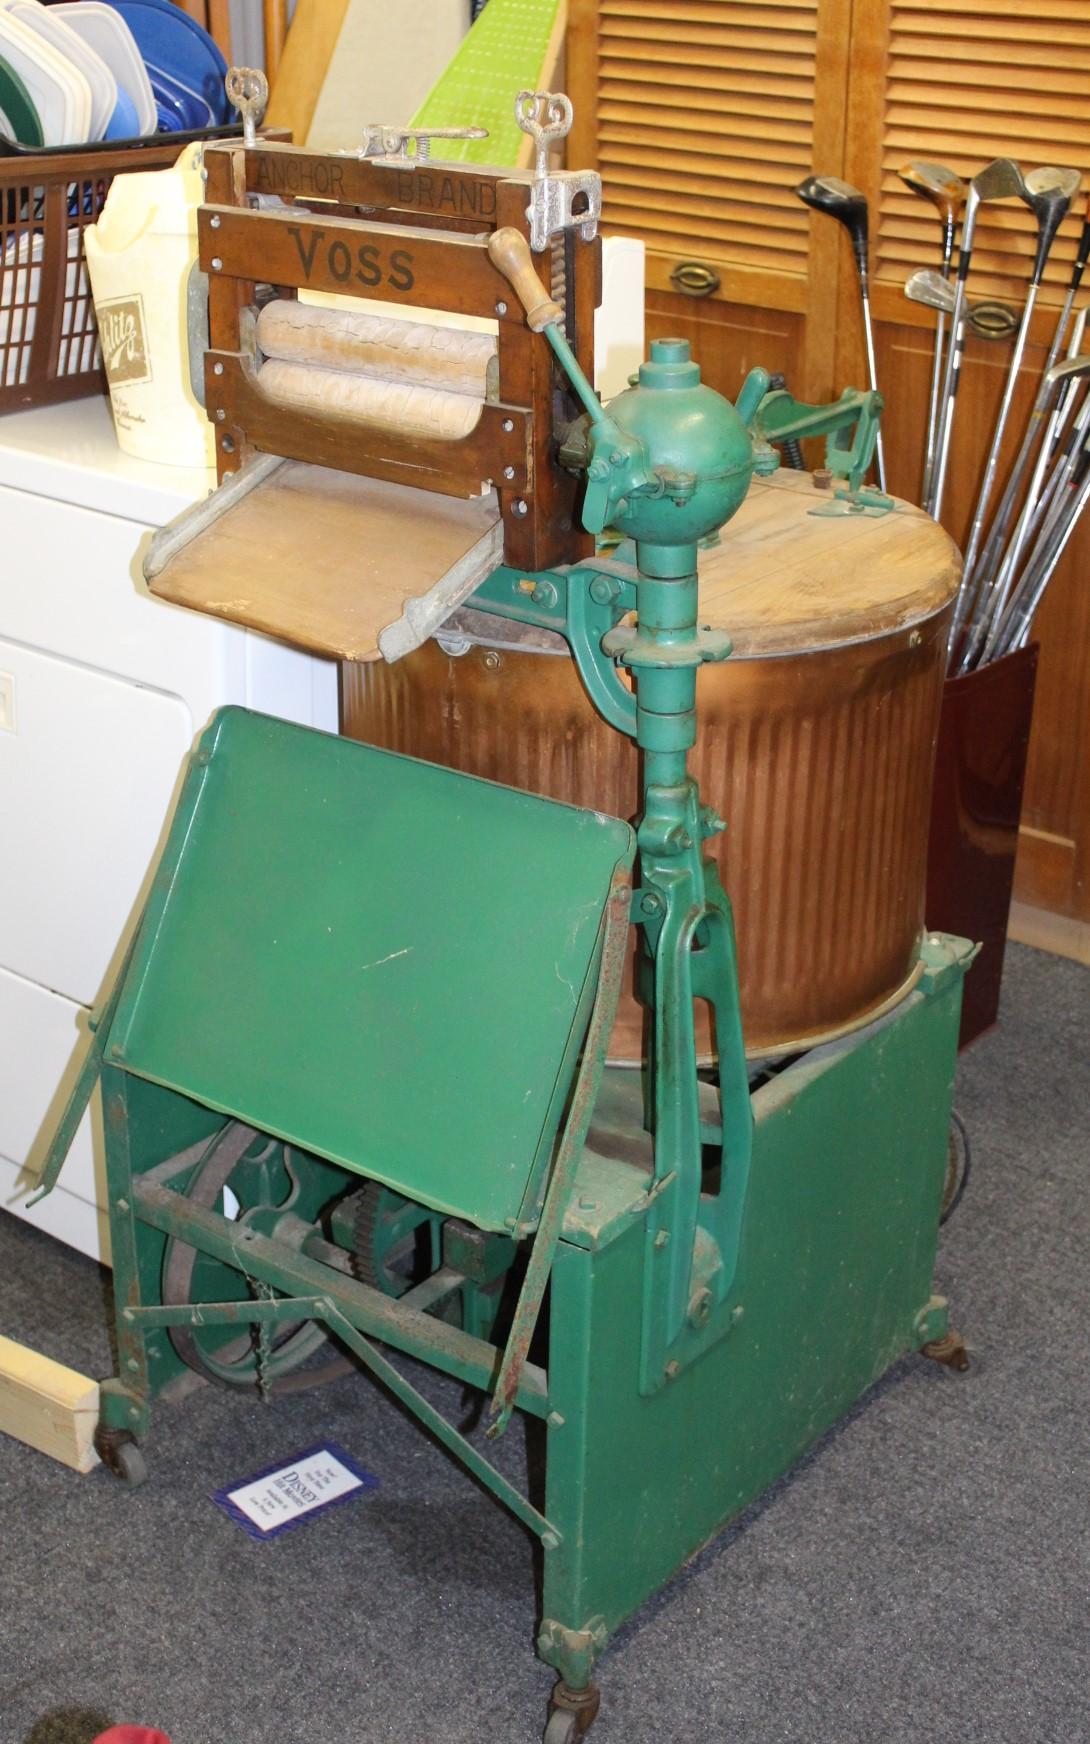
[37,93,975,1744]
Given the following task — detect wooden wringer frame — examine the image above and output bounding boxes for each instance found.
[149,83,603,659]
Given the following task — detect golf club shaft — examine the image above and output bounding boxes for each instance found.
[931,189,981,527]
[969,213,1090,589]
[859,277,888,491]
[921,221,957,506]
[960,278,1042,590]
[992,464,1090,655]
[969,281,1080,590]
[966,380,1072,668]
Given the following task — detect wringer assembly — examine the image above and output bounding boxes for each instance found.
[37,82,976,1742]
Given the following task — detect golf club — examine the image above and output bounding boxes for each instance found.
[964,353,1090,669]
[991,457,1090,657]
[795,174,887,491]
[971,187,1090,593]
[899,161,966,502]
[959,165,1081,598]
[904,271,1019,341]
[931,158,1028,542]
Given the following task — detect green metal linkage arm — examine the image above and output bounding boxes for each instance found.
[469,565,638,740]
[751,386,884,493]
[130,1176,550,1418]
[126,1295,559,1546]
[488,868,632,1439]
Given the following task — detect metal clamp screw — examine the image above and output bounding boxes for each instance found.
[515,90,602,252]
[360,122,488,168]
[224,66,268,148]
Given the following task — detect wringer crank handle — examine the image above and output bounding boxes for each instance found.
[225,67,268,148]
[487,227,892,521]
[488,226,650,532]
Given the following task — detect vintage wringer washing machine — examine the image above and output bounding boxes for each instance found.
[37,86,974,1741]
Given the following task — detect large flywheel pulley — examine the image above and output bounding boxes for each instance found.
[161,1121,350,1394]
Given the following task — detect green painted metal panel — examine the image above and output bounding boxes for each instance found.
[110,709,633,1232]
[542,975,962,1644]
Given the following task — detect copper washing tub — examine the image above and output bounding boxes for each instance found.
[343,471,961,1059]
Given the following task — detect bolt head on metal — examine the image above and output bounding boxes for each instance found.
[496,300,508,316]
[688,1288,712,1328]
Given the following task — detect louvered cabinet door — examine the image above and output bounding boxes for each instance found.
[843,0,1090,924]
[567,0,854,404]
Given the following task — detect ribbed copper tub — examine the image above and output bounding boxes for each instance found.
[342,475,959,1059]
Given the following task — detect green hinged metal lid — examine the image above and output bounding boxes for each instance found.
[109,709,634,1233]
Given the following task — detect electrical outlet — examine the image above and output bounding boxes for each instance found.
[0,671,13,734]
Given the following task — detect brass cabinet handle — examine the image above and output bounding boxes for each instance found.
[669,261,721,297]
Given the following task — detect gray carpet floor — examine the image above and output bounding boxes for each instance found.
[2,941,1087,1744]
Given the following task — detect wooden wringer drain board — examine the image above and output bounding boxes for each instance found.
[50,88,978,1744]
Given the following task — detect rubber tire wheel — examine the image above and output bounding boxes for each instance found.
[112,1440,148,1487]
[96,1430,147,1487]
[544,1714,578,1744]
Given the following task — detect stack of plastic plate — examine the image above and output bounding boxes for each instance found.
[0,0,230,148]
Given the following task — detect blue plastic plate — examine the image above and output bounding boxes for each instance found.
[104,0,229,123]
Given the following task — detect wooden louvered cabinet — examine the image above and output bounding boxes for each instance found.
[568,0,1090,942]
[567,0,855,403]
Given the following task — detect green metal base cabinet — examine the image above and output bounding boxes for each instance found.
[539,970,960,1674]
[95,942,963,1697]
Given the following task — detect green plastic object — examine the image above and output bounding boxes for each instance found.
[410,0,562,165]
[0,53,44,147]
[109,708,634,1234]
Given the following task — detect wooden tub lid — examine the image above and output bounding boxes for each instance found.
[699,470,961,656]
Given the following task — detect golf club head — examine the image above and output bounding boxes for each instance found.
[898,160,966,227]
[955,159,1027,280]
[904,267,957,315]
[795,174,869,268]
[1042,353,1090,394]
[1023,166,1082,279]
[970,158,1028,205]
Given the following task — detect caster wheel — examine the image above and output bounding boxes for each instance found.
[546,1682,600,1742]
[544,1715,577,1744]
[922,1329,970,1373]
[95,1427,148,1487]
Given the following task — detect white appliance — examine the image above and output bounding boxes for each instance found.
[0,398,337,1261]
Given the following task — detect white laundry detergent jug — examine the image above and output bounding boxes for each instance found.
[84,142,214,467]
